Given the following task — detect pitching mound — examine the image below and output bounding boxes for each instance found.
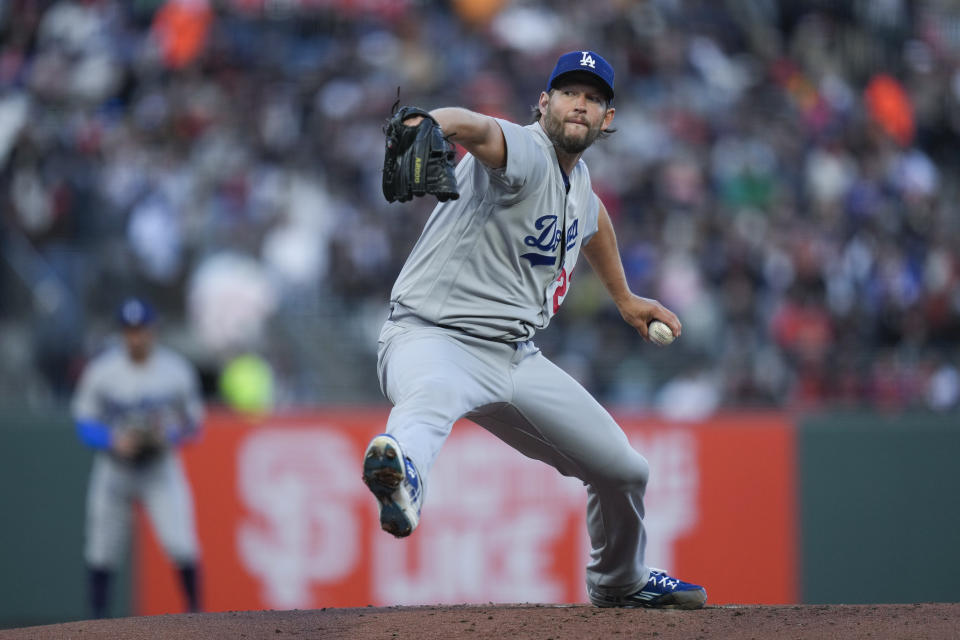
[3,603,958,639]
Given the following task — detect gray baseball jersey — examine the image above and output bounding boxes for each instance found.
[72,344,202,568]
[72,344,203,431]
[390,119,600,342]
[379,118,654,597]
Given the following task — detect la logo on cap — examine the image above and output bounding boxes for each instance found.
[123,300,146,324]
[547,50,614,99]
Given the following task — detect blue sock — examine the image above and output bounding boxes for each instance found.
[178,563,201,613]
[88,567,111,619]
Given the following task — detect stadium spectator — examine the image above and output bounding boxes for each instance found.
[0,0,958,412]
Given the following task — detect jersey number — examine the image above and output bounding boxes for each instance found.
[552,268,568,314]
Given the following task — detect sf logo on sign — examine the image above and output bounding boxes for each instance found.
[580,52,596,68]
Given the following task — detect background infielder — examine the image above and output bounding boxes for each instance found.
[364,50,707,609]
[72,297,203,618]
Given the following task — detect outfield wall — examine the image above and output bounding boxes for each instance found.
[135,410,797,612]
[798,412,960,604]
[0,411,131,629]
[0,409,957,627]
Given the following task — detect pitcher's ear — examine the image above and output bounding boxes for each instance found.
[538,91,551,112]
[601,107,615,131]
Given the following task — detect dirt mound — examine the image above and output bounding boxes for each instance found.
[3,603,958,639]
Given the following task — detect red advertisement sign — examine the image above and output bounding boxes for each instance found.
[135,410,796,612]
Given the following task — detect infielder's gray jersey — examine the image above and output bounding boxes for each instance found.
[72,344,202,568]
[390,120,601,342]
[72,345,203,434]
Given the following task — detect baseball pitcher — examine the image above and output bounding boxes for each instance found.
[72,297,203,618]
[365,51,707,609]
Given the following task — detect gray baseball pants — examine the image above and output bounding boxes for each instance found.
[377,315,652,596]
[84,452,199,568]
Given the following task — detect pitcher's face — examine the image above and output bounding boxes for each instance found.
[539,82,614,154]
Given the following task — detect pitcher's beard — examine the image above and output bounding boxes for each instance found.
[542,112,601,154]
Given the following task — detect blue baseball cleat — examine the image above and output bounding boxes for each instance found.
[588,569,707,609]
[362,434,422,538]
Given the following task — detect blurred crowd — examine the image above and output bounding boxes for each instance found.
[1,0,959,415]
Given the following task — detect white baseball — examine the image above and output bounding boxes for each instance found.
[648,320,675,346]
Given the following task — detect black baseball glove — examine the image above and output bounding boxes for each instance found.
[382,106,459,203]
[131,428,166,465]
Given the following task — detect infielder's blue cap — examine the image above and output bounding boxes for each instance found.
[547,50,614,100]
[117,297,156,328]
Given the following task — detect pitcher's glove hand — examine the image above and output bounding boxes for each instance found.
[382,106,459,203]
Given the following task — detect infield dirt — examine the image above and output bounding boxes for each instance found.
[2,602,958,639]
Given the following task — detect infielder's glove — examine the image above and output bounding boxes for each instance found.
[130,429,166,465]
[382,106,459,203]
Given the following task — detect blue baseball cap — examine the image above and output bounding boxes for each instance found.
[547,50,615,100]
[117,297,156,328]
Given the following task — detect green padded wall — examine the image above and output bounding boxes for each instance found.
[799,412,960,604]
[0,410,131,629]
